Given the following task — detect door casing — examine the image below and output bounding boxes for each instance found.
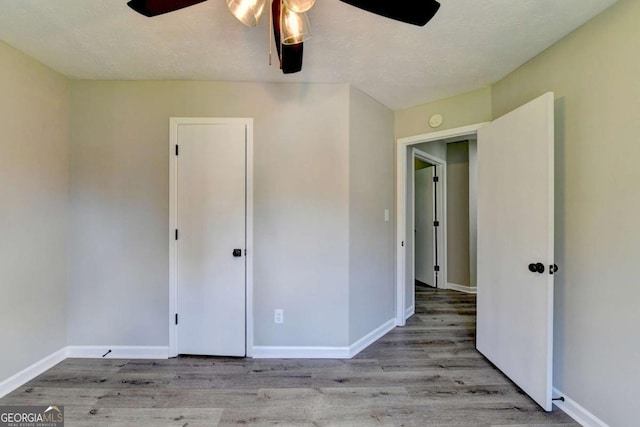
[395,123,487,326]
[169,117,254,358]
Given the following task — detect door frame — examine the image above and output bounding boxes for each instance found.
[412,148,446,295]
[169,117,254,358]
[396,123,487,326]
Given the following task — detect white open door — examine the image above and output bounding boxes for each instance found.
[477,92,555,411]
[176,122,247,357]
[415,166,436,287]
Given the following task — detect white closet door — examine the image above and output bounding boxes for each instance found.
[177,123,246,357]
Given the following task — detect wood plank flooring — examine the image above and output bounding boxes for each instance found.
[1,287,576,426]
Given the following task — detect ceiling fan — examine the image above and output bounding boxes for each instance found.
[127,0,441,74]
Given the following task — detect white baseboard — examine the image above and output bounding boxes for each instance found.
[252,346,350,359]
[0,345,170,398]
[553,387,609,427]
[349,318,396,358]
[253,318,396,360]
[0,348,67,398]
[66,346,169,359]
[447,282,477,294]
[405,306,415,320]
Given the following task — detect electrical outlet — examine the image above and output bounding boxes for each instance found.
[274,309,284,324]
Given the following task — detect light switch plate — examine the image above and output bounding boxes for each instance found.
[274,309,284,324]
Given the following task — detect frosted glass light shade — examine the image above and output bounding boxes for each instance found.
[281,4,312,45]
[226,0,267,27]
[283,0,316,13]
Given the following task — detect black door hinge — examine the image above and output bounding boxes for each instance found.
[434,265,440,272]
[434,221,440,227]
[175,313,178,325]
[175,229,179,240]
[433,176,439,183]
[175,145,179,156]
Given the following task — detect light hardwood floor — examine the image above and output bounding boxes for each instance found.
[1,288,576,426]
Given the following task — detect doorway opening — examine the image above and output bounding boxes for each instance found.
[395,123,487,326]
[408,149,446,319]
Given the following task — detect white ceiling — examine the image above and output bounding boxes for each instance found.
[0,0,616,110]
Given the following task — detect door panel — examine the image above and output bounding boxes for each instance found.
[477,92,554,410]
[177,123,246,357]
[415,166,435,286]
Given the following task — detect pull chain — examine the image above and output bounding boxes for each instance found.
[279,0,283,69]
[268,0,273,65]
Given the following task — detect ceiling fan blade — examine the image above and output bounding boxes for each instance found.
[272,0,304,74]
[127,0,207,17]
[339,0,440,26]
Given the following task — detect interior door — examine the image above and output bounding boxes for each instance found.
[177,122,246,357]
[476,92,555,411]
[415,166,435,286]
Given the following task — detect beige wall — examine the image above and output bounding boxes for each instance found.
[395,87,492,139]
[446,142,470,287]
[348,87,395,342]
[468,140,477,287]
[68,81,352,348]
[492,0,640,424]
[0,42,69,383]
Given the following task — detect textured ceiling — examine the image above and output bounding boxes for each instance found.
[0,0,616,109]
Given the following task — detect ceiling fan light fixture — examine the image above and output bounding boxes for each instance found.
[226,0,267,27]
[283,0,316,13]
[281,4,312,45]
